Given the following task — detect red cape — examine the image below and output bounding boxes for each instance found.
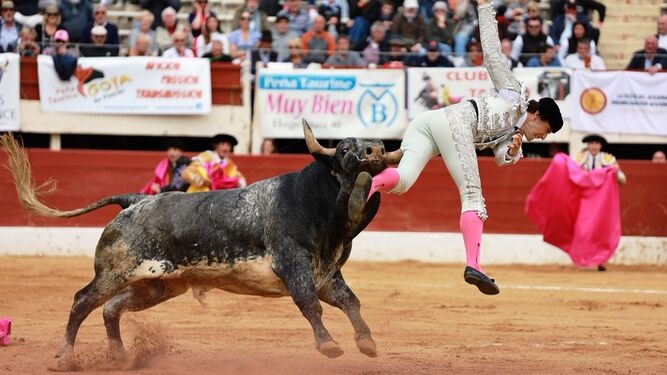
[525,153,621,266]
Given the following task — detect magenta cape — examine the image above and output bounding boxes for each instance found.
[525,153,621,266]
[140,158,170,195]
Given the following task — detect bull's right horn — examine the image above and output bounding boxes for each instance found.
[302,118,335,156]
[383,149,403,165]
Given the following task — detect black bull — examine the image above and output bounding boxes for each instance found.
[0,120,402,369]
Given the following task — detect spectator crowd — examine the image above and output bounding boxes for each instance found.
[1,0,666,71]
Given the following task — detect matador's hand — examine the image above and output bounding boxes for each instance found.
[507,134,522,157]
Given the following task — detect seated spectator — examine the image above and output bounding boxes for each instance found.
[261,138,277,154]
[276,0,309,36]
[652,150,666,163]
[346,0,381,48]
[272,14,298,62]
[526,42,562,67]
[658,15,667,50]
[505,7,524,41]
[325,34,365,67]
[80,4,119,57]
[565,38,605,70]
[286,37,307,68]
[259,0,281,17]
[383,36,408,67]
[129,10,157,56]
[550,0,604,46]
[58,0,92,43]
[128,32,156,56]
[424,1,454,55]
[504,0,530,21]
[501,37,521,68]
[188,0,216,38]
[301,15,335,64]
[34,4,65,51]
[378,0,394,33]
[140,0,182,29]
[182,134,247,192]
[162,31,194,57]
[626,35,667,74]
[558,20,596,62]
[410,39,454,67]
[251,30,277,72]
[16,26,39,56]
[318,0,348,39]
[50,30,78,81]
[461,38,483,67]
[356,21,389,66]
[391,0,425,54]
[232,0,268,33]
[511,16,555,65]
[0,0,22,52]
[451,0,477,56]
[140,140,191,195]
[80,25,116,57]
[155,7,191,54]
[229,11,261,62]
[195,14,228,57]
[203,38,233,62]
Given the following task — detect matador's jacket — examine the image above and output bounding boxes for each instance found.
[574,150,627,184]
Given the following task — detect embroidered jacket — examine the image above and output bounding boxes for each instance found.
[574,150,627,184]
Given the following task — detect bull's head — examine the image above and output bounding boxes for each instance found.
[302,119,402,177]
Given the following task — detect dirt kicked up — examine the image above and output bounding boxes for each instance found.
[0,255,665,374]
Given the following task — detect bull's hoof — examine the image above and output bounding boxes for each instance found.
[348,172,372,222]
[47,355,82,372]
[356,337,377,357]
[317,341,344,358]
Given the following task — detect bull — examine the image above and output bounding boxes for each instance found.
[0,120,402,370]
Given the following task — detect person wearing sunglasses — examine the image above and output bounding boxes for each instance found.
[0,0,22,52]
[162,30,194,57]
[34,4,65,50]
[80,4,119,56]
[364,0,563,296]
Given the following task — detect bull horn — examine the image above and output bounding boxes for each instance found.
[383,148,403,165]
[302,118,335,156]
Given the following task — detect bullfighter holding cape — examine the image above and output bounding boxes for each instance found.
[356,0,564,295]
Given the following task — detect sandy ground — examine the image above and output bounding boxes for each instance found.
[0,256,665,374]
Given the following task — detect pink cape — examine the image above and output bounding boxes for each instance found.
[140,158,170,195]
[524,153,621,266]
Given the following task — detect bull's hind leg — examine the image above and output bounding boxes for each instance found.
[103,279,189,361]
[274,254,343,358]
[318,270,377,357]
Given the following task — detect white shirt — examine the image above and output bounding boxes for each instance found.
[0,22,19,51]
[162,47,195,58]
[564,53,606,70]
[558,39,597,62]
[658,34,667,51]
[195,32,230,57]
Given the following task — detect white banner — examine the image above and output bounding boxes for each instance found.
[0,53,20,131]
[514,67,572,119]
[407,67,494,119]
[571,70,667,136]
[38,56,211,114]
[256,69,406,139]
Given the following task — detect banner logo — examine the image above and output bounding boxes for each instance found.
[580,87,607,115]
[357,83,398,128]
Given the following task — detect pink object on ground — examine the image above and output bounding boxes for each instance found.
[0,317,11,346]
[460,211,484,272]
[367,168,400,201]
[525,153,621,267]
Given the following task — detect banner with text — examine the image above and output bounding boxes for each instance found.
[407,67,494,119]
[38,56,211,114]
[514,67,573,119]
[571,70,667,136]
[256,69,406,139]
[0,53,20,131]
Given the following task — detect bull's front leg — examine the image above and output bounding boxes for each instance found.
[273,254,343,358]
[318,270,377,357]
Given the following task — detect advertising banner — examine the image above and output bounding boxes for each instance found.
[0,53,20,131]
[571,70,667,136]
[406,67,494,119]
[38,56,211,114]
[514,67,572,119]
[256,69,406,139]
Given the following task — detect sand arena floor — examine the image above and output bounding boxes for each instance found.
[0,255,665,374]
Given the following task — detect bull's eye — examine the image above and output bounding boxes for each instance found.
[366,147,372,155]
[381,148,386,155]
[342,149,349,154]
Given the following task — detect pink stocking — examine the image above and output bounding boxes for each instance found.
[460,211,484,272]
[367,168,400,201]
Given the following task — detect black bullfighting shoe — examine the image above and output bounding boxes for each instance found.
[348,172,372,222]
[464,266,500,295]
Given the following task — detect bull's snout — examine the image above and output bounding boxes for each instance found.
[365,145,386,159]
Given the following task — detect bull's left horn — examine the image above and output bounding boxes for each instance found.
[383,149,403,165]
[302,118,335,156]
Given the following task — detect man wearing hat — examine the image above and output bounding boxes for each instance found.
[272,14,298,62]
[80,25,116,57]
[411,39,454,67]
[182,134,247,193]
[363,0,564,296]
[140,139,192,195]
[0,1,22,53]
[80,4,120,56]
[574,134,626,184]
[251,30,278,73]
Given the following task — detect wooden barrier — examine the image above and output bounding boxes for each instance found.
[1,150,665,235]
[18,58,242,105]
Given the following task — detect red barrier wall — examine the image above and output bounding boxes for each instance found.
[1,150,665,235]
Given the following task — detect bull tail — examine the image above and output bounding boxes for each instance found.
[1,133,145,218]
